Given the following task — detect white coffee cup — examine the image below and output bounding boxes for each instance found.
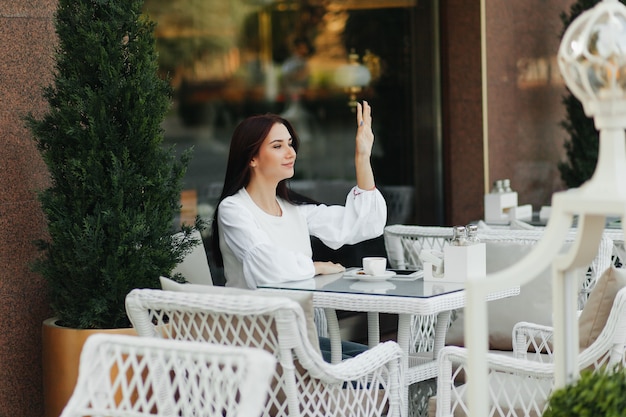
[363,257,387,276]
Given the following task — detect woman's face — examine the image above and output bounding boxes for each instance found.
[250,123,297,184]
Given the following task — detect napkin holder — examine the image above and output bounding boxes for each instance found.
[539,205,551,223]
[423,243,486,283]
[484,191,532,224]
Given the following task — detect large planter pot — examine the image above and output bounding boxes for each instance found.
[42,317,136,417]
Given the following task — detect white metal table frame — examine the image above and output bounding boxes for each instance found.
[259,271,519,415]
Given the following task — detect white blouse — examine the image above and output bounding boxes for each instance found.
[217,186,387,289]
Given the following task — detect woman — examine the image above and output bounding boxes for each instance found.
[210,101,386,361]
[211,101,387,289]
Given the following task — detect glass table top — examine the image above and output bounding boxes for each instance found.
[258,267,465,298]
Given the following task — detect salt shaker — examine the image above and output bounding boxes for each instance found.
[451,225,467,246]
[491,180,502,194]
[502,179,512,192]
[466,224,479,244]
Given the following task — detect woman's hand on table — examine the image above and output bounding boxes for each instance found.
[314,261,346,275]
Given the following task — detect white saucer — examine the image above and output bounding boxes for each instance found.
[344,269,396,282]
[349,280,396,293]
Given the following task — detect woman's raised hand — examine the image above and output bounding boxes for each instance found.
[354,101,376,191]
[355,101,374,158]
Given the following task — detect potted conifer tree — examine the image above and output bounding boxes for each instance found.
[26,0,199,415]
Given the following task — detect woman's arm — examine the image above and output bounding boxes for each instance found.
[302,102,386,249]
[301,189,387,250]
[355,100,375,191]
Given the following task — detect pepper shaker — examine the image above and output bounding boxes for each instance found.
[466,224,479,244]
[451,225,467,246]
[502,179,512,193]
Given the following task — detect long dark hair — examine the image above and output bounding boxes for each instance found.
[211,113,317,267]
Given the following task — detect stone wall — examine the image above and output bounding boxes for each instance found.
[442,0,574,225]
[0,1,56,416]
[484,0,573,212]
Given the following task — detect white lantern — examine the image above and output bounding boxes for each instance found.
[558,0,626,128]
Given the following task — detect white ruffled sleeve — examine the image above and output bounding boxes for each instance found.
[218,199,315,288]
[301,186,387,249]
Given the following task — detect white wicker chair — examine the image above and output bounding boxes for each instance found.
[383,225,614,354]
[384,225,453,272]
[379,185,415,225]
[384,225,614,417]
[384,225,454,354]
[168,229,330,339]
[478,229,613,310]
[171,229,213,285]
[434,282,626,417]
[601,228,625,267]
[60,333,275,417]
[125,288,405,417]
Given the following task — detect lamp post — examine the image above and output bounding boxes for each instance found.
[464,1,626,416]
[558,0,626,202]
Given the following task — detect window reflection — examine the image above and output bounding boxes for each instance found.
[143,0,429,229]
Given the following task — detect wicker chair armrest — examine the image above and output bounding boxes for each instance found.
[438,345,555,381]
[512,321,555,360]
[317,341,403,380]
[298,341,405,417]
[436,346,556,417]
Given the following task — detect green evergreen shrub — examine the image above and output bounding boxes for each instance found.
[26,0,199,329]
[544,368,626,417]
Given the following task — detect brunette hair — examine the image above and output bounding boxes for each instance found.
[211,113,316,267]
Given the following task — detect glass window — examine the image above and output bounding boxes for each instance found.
[143,0,441,228]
